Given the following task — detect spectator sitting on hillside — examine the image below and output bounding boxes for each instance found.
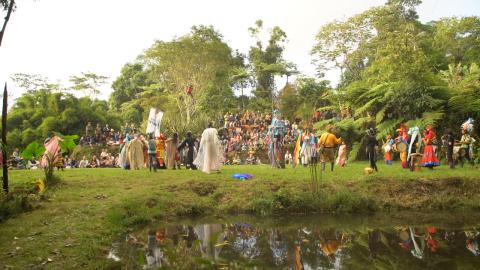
[79,156,89,168]
[100,149,109,160]
[285,150,293,165]
[27,157,39,170]
[232,153,242,165]
[246,151,256,165]
[89,155,100,168]
[12,148,23,163]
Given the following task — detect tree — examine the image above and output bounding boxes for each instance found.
[248,20,293,110]
[9,75,121,149]
[110,62,153,110]
[0,0,15,47]
[69,72,108,100]
[144,25,235,128]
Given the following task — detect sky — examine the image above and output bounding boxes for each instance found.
[0,0,479,102]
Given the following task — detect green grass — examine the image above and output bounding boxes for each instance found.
[0,162,479,269]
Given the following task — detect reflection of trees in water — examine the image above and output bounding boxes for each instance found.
[116,224,480,269]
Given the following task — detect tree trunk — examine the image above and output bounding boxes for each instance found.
[0,0,15,47]
[2,83,8,193]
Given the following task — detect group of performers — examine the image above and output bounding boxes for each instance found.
[116,114,475,175]
[118,124,223,174]
[381,118,476,171]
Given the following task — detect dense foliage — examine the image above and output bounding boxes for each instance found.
[6,83,121,149]
[4,0,479,157]
[311,0,480,159]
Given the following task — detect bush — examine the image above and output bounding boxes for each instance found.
[0,189,34,222]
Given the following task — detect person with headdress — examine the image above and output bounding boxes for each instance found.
[383,134,394,165]
[366,127,378,172]
[268,111,287,168]
[395,123,409,168]
[421,125,440,168]
[128,134,145,170]
[156,133,167,169]
[194,122,223,174]
[460,118,475,167]
[165,133,180,170]
[178,131,197,170]
[318,125,342,172]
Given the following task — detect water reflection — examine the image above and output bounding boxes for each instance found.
[111,221,480,269]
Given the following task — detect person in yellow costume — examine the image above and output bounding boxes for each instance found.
[318,125,342,172]
[156,133,167,169]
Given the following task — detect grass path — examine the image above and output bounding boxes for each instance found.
[0,162,479,269]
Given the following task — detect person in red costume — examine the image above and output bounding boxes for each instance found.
[421,125,440,168]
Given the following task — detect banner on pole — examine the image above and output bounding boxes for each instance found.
[146,108,157,134]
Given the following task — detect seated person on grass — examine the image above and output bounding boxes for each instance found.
[89,155,100,168]
[27,157,39,170]
[78,156,89,168]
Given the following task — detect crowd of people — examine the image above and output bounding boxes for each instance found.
[9,110,477,174]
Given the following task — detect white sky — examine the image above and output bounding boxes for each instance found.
[0,0,479,102]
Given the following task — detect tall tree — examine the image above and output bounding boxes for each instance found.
[144,25,235,127]
[69,72,108,100]
[248,20,293,110]
[0,0,15,47]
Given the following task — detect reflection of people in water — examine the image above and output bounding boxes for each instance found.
[294,241,304,270]
[368,229,382,260]
[398,227,426,259]
[232,223,261,259]
[426,227,439,253]
[318,229,349,263]
[146,229,164,268]
[268,229,288,266]
[465,230,480,256]
[194,224,223,259]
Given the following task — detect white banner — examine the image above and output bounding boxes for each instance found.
[154,111,164,138]
[146,108,157,134]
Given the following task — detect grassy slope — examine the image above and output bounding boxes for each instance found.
[0,163,479,269]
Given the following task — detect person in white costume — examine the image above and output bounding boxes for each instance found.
[194,122,223,174]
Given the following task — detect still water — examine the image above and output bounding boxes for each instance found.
[109,214,480,269]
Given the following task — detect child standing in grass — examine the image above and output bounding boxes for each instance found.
[384,134,394,165]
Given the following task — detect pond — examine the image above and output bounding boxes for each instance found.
[108,213,480,269]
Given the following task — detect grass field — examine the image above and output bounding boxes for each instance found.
[0,162,479,269]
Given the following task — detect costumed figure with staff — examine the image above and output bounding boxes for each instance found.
[318,125,342,172]
[407,126,422,171]
[459,118,475,167]
[268,109,286,169]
